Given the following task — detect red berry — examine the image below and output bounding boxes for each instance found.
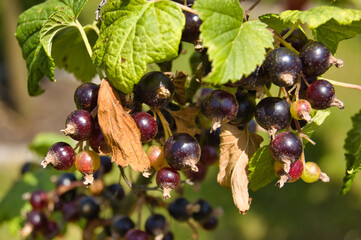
[41,142,76,171]
[75,150,100,185]
[156,167,181,199]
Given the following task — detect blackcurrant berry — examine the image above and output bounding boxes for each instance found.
[41,142,76,171]
[62,110,94,141]
[146,145,168,170]
[74,82,99,112]
[237,67,270,93]
[199,145,219,166]
[182,11,202,43]
[56,173,77,202]
[229,91,256,125]
[163,232,174,240]
[26,210,48,231]
[106,184,125,201]
[156,167,181,199]
[134,71,175,108]
[202,90,238,131]
[125,229,149,240]
[75,150,101,185]
[280,28,308,51]
[163,133,201,171]
[78,196,100,220]
[30,190,48,210]
[62,201,80,222]
[183,163,207,183]
[262,47,303,87]
[192,199,213,223]
[99,156,113,175]
[255,97,291,137]
[112,216,135,237]
[305,80,344,109]
[300,41,343,77]
[274,159,304,187]
[301,161,321,183]
[201,215,218,230]
[89,118,107,153]
[145,214,167,237]
[148,109,176,139]
[168,197,191,222]
[290,99,312,122]
[269,132,303,173]
[131,112,158,143]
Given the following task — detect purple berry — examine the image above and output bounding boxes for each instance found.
[41,142,76,170]
[62,110,94,141]
[131,112,158,143]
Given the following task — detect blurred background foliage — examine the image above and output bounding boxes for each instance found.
[0,0,361,239]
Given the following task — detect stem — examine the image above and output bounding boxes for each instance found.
[153,108,172,140]
[119,166,133,189]
[282,21,301,40]
[319,78,361,92]
[263,86,272,97]
[274,34,299,54]
[281,87,292,104]
[187,220,199,240]
[150,0,198,15]
[244,0,262,18]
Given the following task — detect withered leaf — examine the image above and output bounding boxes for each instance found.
[218,124,263,214]
[166,106,201,136]
[172,70,188,105]
[97,79,150,173]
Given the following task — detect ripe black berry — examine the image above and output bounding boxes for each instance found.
[89,118,106,153]
[62,110,94,141]
[183,163,207,183]
[62,202,80,222]
[305,80,344,109]
[201,215,218,230]
[112,216,135,237]
[182,11,202,43]
[269,132,303,172]
[26,210,47,231]
[41,142,76,170]
[168,197,191,221]
[106,184,125,201]
[262,47,302,87]
[199,145,218,166]
[202,90,238,131]
[145,214,167,237]
[56,173,77,202]
[125,229,149,240]
[300,41,343,77]
[156,167,181,199]
[131,112,158,143]
[192,199,213,223]
[163,133,201,171]
[78,196,100,220]
[134,71,175,108]
[30,190,48,210]
[280,28,308,51]
[255,97,291,137]
[74,82,99,112]
[229,91,256,125]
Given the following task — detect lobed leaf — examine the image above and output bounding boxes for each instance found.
[194,0,274,85]
[259,13,293,33]
[280,6,361,53]
[340,110,361,195]
[92,0,185,94]
[301,109,331,139]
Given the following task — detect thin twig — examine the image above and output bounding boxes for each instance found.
[244,0,262,18]
[119,166,133,189]
[187,220,199,240]
[319,77,361,92]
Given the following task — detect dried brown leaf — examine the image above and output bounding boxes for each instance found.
[97,79,150,173]
[173,71,188,105]
[166,106,201,136]
[217,124,263,214]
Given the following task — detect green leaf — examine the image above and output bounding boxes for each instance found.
[194,0,274,85]
[92,0,185,93]
[28,132,75,157]
[0,169,58,223]
[61,0,88,18]
[340,110,361,195]
[248,146,276,192]
[259,13,293,33]
[15,0,88,96]
[52,26,98,82]
[280,6,361,53]
[301,109,331,139]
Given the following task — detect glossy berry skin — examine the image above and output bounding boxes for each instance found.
[229,91,256,125]
[131,112,158,143]
[305,80,335,109]
[270,132,303,164]
[201,215,218,230]
[75,150,100,175]
[280,28,308,51]
[192,199,213,223]
[199,145,219,166]
[42,142,76,171]
[30,190,48,210]
[255,97,291,133]
[146,145,168,170]
[156,167,180,199]
[182,11,202,43]
[168,197,191,221]
[163,133,201,171]
[134,71,175,107]
[125,229,149,240]
[99,156,113,175]
[202,90,238,129]
[290,99,312,122]
[89,119,106,153]
[274,159,304,182]
[74,82,99,112]
[145,214,167,236]
[262,47,302,87]
[63,110,94,141]
[183,163,207,182]
[78,196,100,220]
[301,161,321,183]
[112,216,135,237]
[300,41,331,77]
[26,210,48,230]
[106,184,125,200]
